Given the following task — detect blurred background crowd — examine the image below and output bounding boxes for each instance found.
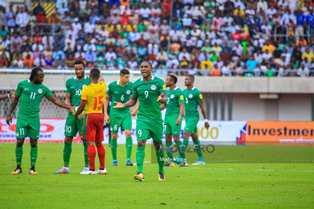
[0,0,314,77]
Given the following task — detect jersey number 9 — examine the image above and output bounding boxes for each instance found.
[144,91,149,98]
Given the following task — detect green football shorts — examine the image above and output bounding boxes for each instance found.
[65,114,84,137]
[164,116,182,136]
[136,120,163,142]
[109,114,132,133]
[184,116,199,134]
[16,115,40,139]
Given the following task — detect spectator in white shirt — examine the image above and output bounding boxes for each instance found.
[169,28,182,42]
[72,18,82,33]
[280,9,296,25]
[83,41,96,52]
[297,64,310,77]
[139,4,151,20]
[105,48,117,62]
[57,3,69,16]
[257,0,268,12]
[127,57,138,70]
[265,5,277,18]
[16,9,29,28]
[221,62,231,76]
[179,48,190,61]
[262,49,273,61]
[84,19,95,34]
[261,21,273,34]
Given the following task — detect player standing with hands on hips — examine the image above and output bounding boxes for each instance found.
[114,61,168,181]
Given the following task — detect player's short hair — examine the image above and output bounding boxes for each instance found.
[74,60,85,68]
[90,68,100,79]
[29,67,43,81]
[141,61,152,68]
[120,69,130,76]
[169,73,178,83]
[187,74,195,80]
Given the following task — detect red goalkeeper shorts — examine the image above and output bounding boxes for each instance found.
[82,113,104,143]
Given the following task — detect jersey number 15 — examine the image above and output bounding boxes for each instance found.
[93,96,104,110]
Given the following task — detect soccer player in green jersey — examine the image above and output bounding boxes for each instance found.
[7,67,74,175]
[55,60,92,174]
[104,69,136,166]
[114,61,168,181]
[0,90,15,100]
[182,75,210,165]
[160,73,188,167]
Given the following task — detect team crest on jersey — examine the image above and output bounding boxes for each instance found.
[151,85,156,90]
[189,94,193,98]
[16,133,19,137]
[82,85,87,88]
[38,89,43,94]
[170,94,174,99]
[126,90,131,95]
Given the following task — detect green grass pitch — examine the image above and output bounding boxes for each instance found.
[0,143,313,209]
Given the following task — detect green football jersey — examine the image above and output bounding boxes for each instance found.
[132,76,167,124]
[106,80,133,116]
[183,87,203,118]
[165,87,184,117]
[15,80,53,117]
[65,76,91,106]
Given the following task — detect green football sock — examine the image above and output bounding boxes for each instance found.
[15,146,23,166]
[63,143,72,167]
[83,143,89,167]
[136,146,145,173]
[176,141,186,161]
[110,138,117,161]
[30,147,38,167]
[126,137,133,159]
[165,142,173,162]
[193,140,203,158]
[155,147,165,173]
[183,139,189,148]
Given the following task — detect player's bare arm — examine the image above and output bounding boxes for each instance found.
[114,96,137,108]
[6,95,20,126]
[198,100,209,129]
[160,103,166,111]
[47,96,74,114]
[0,89,15,100]
[176,103,185,126]
[130,101,139,116]
[157,93,167,104]
[65,93,71,106]
[73,100,87,120]
[104,94,111,123]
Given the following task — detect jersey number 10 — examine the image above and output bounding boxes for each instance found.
[93,96,104,110]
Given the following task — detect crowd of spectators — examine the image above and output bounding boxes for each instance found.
[0,0,314,77]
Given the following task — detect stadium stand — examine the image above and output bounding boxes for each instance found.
[0,0,314,77]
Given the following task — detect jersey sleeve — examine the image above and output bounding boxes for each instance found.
[44,86,53,98]
[178,90,185,104]
[196,89,203,103]
[15,81,23,97]
[132,82,138,98]
[106,82,113,96]
[65,79,71,94]
[81,87,88,102]
[158,79,167,94]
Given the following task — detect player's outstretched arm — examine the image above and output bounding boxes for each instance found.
[130,100,139,116]
[160,103,166,111]
[65,93,71,106]
[47,96,74,114]
[74,101,86,120]
[175,103,185,126]
[6,95,20,126]
[104,94,110,124]
[0,90,15,100]
[198,100,210,129]
[114,97,137,108]
[157,93,167,104]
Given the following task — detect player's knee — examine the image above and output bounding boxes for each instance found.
[111,133,118,139]
[16,138,24,147]
[183,132,190,140]
[138,140,146,146]
[125,130,131,138]
[65,136,73,144]
[153,142,162,150]
[30,140,37,148]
